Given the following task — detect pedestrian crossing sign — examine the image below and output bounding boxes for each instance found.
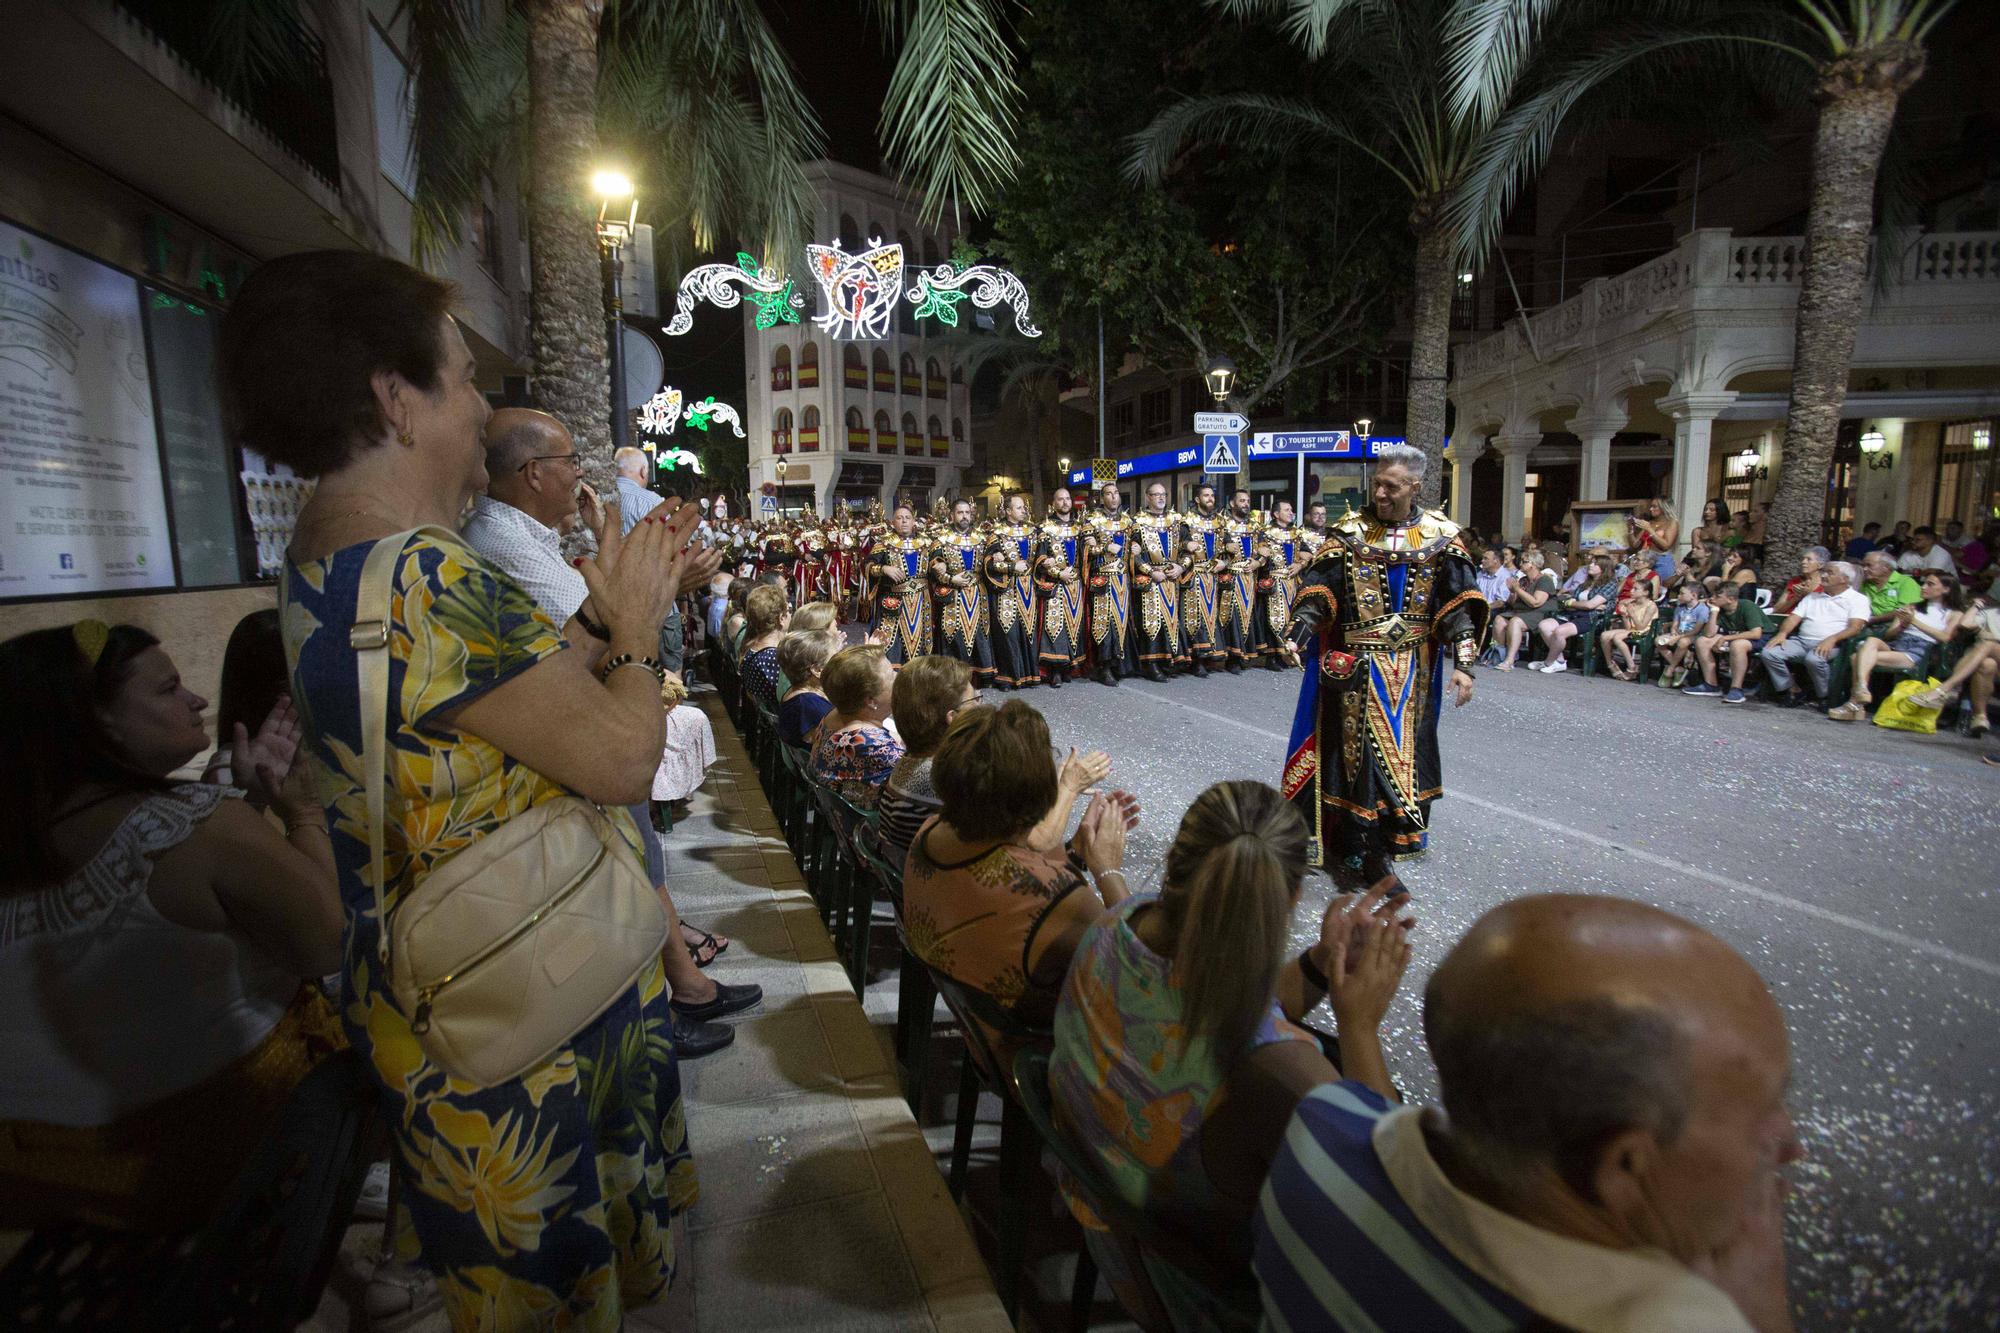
[1203,432,1241,474]
[760,494,777,513]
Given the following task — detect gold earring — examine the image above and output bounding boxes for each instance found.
[396,427,415,447]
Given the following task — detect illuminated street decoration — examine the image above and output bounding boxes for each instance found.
[683,396,745,437]
[908,262,1041,337]
[638,387,683,435]
[806,239,905,340]
[655,446,704,474]
[662,251,802,336]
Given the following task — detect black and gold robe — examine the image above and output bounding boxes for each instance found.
[1130,510,1187,666]
[1036,517,1088,674]
[865,534,933,666]
[931,526,996,685]
[985,523,1041,688]
[1084,510,1136,676]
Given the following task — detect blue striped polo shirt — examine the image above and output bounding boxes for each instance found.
[1253,1081,1545,1332]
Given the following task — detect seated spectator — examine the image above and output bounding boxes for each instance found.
[0,622,344,1232]
[1771,545,1830,616]
[1474,548,1512,612]
[1880,519,1913,557]
[1490,554,1556,671]
[1831,573,1968,722]
[1663,548,1709,602]
[1532,554,1617,673]
[1760,560,1869,706]
[650,670,718,822]
[1652,582,1714,688]
[1897,526,1957,575]
[875,656,979,868]
[1948,520,1995,580]
[1684,582,1770,703]
[1844,520,1884,561]
[1704,548,1760,596]
[1691,498,1731,551]
[1556,558,1591,598]
[1600,589,1660,681]
[703,571,734,641]
[1856,549,1922,623]
[1255,894,1799,1333]
[904,703,1135,1059]
[200,608,290,793]
[1741,501,1769,563]
[776,628,843,747]
[1049,784,1408,1330]
[1912,598,1998,735]
[808,644,904,808]
[738,584,791,710]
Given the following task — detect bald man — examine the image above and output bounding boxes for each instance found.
[1256,896,1799,1332]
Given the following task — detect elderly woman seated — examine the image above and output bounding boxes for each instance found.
[901,701,1134,1058]
[874,655,979,869]
[1489,554,1556,671]
[776,628,843,748]
[1047,781,1410,1331]
[807,644,904,808]
[738,585,791,710]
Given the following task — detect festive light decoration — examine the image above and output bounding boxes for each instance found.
[907,262,1041,337]
[806,239,905,340]
[683,395,745,437]
[638,387,683,435]
[662,251,802,336]
[655,446,704,474]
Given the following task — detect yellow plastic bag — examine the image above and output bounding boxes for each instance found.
[1873,677,1943,734]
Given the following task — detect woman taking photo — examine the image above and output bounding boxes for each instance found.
[219,250,708,1325]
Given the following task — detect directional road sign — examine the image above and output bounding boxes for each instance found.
[1193,411,1249,434]
[1202,432,1242,474]
[1251,430,1355,456]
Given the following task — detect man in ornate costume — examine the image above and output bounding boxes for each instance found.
[1083,480,1136,687]
[985,493,1042,690]
[1179,483,1227,675]
[931,499,996,686]
[1258,500,1303,671]
[1131,482,1188,681]
[1218,487,1269,673]
[863,503,933,666]
[1278,444,1487,895]
[793,518,830,608]
[1034,487,1088,688]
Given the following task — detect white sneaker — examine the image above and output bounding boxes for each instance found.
[1542,658,1568,674]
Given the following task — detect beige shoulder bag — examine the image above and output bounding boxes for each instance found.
[353,528,668,1089]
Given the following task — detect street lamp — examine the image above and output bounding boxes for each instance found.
[1353,417,1373,438]
[1859,428,1893,471]
[593,167,639,452]
[1204,355,1238,406]
[1059,456,1071,474]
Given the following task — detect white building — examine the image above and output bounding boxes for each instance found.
[743,161,976,517]
[1447,227,2000,546]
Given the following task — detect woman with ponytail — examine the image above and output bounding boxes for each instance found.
[1047,780,1410,1330]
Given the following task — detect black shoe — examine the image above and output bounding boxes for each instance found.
[1226,661,1244,675]
[1045,671,1063,689]
[1094,667,1117,687]
[1190,662,1210,679]
[1773,690,1802,709]
[1265,657,1286,671]
[1141,664,1165,682]
[671,978,764,1023]
[671,1013,736,1059]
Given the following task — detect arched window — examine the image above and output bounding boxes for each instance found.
[925,357,945,398]
[900,352,919,394]
[950,361,964,385]
[771,343,791,391]
[952,416,964,441]
[843,344,866,388]
[846,405,868,450]
[800,405,821,452]
[773,407,793,455]
[929,415,947,458]
[874,408,895,455]
[872,346,893,391]
[902,411,922,457]
[797,341,819,387]
[839,212,860,248]
[867,220,888,246]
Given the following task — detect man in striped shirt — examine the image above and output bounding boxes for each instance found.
[1255,895,1799,1332]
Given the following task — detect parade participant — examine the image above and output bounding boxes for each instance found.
[986,493,1043,691]
[1036,486,1089,688]
[1084,480,1137,687]
[931,499,997,686]
[757,520,794,581]
[1218,488,1269,673]
[1258,499,1302,671]
[1298,497,1331,556]
[826,513,860,623]
[1179,484,1226,675]
[862,503,933,667]
[1132,482,1189,681]
[1277,444,1487,895]
[793,518,830,609]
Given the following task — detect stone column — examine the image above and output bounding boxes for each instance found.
[1570,413,1624,502]
[1660,391,1738,550]
[1492,432,1541,542]
[1443,437,1488,527]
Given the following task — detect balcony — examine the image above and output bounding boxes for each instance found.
[114,0,339,189]
[771,366,792,391]
[873,368,895,392]
[799,427,820,452]
[929,435,949,457]
[927,376,947,398]
[845,364,868,388]
[797,362,819,388]
[771,430,792,455]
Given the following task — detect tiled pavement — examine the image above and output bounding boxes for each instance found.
[306,690,1010,1332]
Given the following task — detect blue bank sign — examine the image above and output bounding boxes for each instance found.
[1065,434,1421,487]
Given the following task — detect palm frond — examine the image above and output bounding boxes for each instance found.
[877,0,1022,223]
[408,0,523,266]
[1441,0,1560,129]
[198,0,314,95]
[1126,92,1420,199]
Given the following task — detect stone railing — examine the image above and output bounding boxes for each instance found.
[1455,228,2000,382]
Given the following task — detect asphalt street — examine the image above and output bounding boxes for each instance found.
[1014,661,1997,1332]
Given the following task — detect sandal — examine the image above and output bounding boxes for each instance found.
[1912,687,1957,710]
[683,924,729,967]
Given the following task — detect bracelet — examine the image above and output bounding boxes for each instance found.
[1297,946,1331,994]
[602,653,667,685]
[573,605,612,642]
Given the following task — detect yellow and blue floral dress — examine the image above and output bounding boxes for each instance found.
[282,529,696,1329]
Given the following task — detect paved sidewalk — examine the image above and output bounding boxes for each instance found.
[306,689,1008,1332]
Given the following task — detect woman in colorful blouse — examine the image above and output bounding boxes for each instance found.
[220,250,714,1328]
[776,627,842,748]
[901,701,1133,1060]
[1048,781,1411,1331]
[808,644,905,808]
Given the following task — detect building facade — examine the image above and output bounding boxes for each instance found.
[742,161,976,518]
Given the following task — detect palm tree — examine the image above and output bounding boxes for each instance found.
[1759,0,1956,582]
[1129,0,1768,508]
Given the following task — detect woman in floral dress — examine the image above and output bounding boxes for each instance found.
[219,251,712,1329]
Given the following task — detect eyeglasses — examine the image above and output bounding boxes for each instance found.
[959,692,984,708]
[518,453,582,473]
